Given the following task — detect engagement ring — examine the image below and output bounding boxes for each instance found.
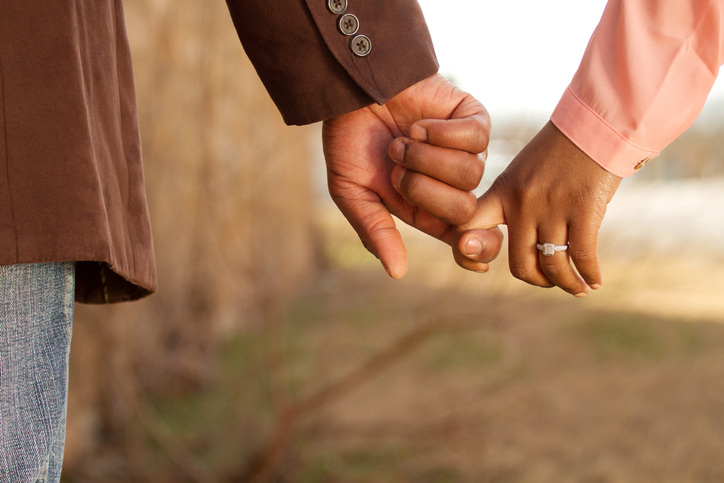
[536,242,569,257]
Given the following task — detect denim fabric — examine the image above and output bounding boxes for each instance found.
[0,263,75,483]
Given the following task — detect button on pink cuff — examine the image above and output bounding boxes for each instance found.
[551,88,658,178]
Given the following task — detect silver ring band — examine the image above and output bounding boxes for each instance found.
[536,242,569,257]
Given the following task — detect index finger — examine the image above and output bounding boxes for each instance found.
[410,115,491,154]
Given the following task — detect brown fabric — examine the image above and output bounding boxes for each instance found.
[0,0,438,303]
[227,0,439,125]
[0,1,154,303]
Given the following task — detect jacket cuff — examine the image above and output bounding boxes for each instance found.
[551,87,658,178]
[304,0,438,105]
[226,0,438,126]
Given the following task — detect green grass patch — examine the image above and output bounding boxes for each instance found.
[426,331,503,372]
[563,314,712,362]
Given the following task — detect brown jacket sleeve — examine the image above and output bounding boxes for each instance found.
[225,0,439,125]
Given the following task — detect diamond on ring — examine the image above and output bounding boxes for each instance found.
[536,242,569,257]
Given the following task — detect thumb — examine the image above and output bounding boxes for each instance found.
[451,189,506,272]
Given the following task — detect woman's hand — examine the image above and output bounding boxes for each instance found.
[453,121,622,296]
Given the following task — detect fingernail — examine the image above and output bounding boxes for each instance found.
[389,139,406,161]
[382,260,406,279]
[464,237,484,257]
[391,167,406,190]
[590,283,602,290]
[410,125,427,142]
[574,292,587,298]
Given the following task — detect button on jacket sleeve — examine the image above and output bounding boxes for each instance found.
[551,0,724,177]
[225,0,439,125]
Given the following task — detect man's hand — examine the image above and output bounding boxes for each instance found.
[323,73,501,278]
[453,122,622,296]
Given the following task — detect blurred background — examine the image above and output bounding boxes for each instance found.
[62,1,724,481]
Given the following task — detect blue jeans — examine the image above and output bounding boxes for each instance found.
[0,263,75,483]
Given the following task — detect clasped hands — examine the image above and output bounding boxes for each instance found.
[323,74,622,297]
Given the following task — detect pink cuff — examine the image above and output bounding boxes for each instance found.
[550,88,658,178]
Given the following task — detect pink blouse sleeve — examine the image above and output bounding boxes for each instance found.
[550,0,724,177]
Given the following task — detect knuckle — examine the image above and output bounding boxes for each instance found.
[516,182,541,208]
[458,155,485,191]
[467,131,486,154]
[509,262,538,283]
[540,261,567,280]
[400,171,422,198]
[468,118,490,153]
[473,154,486,180]
[448,193,477,225]
[569,247,597,264]
[494,171,534,202]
